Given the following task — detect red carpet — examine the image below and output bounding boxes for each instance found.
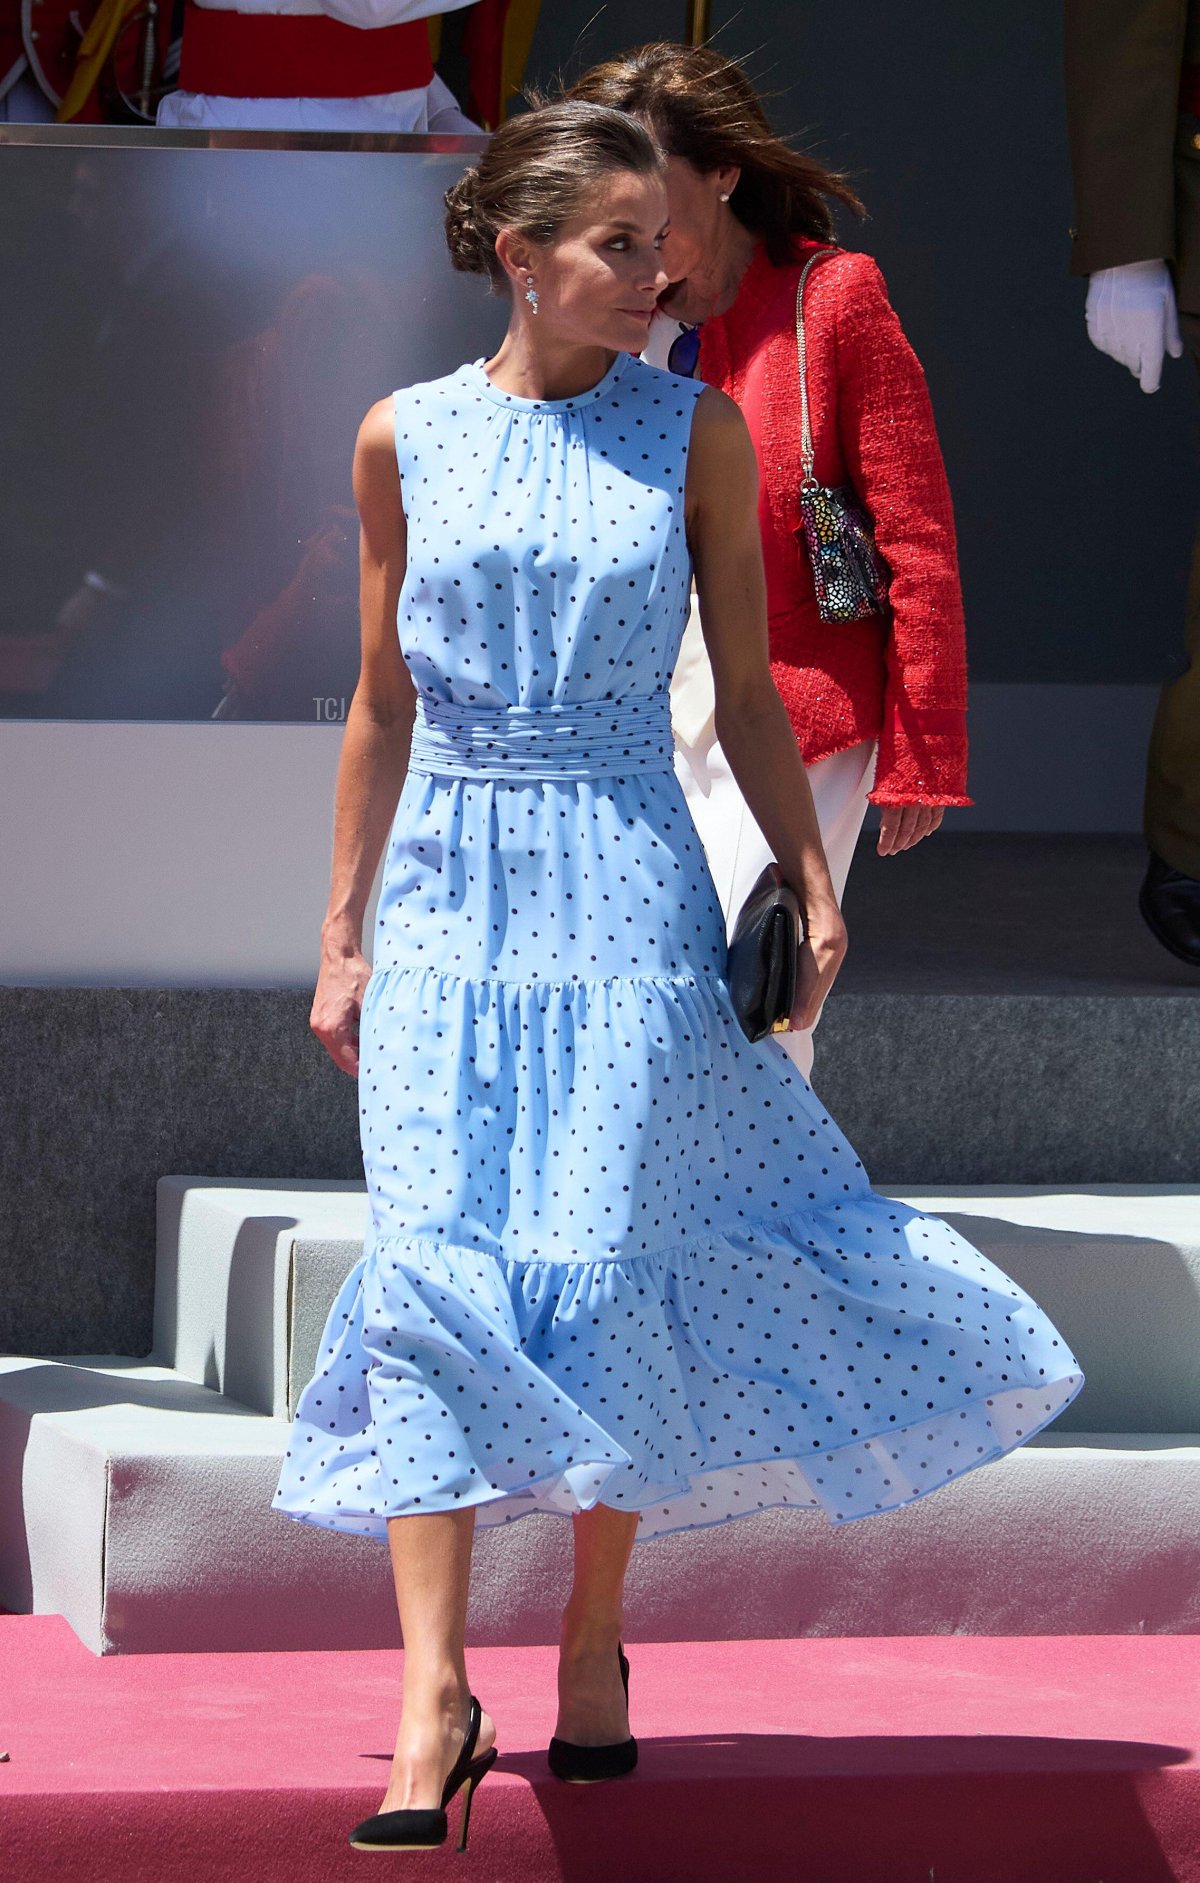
[1,1615,1197,1882]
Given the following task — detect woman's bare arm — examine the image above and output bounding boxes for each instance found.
[685,386,847,1027]
[310,397,416,1075]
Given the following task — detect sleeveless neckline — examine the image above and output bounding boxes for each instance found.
[465,350,629,413]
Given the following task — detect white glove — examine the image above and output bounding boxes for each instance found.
[1085,260,1184,393]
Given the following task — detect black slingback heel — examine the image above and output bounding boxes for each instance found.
[547,1643,638,1782]
[349,1696,497,1853]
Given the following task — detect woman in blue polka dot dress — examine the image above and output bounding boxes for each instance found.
[275,101,1082,1847]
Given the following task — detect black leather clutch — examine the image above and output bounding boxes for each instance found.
[727,863,803,1043]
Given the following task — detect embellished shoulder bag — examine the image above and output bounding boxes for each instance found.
[794,249,891,623]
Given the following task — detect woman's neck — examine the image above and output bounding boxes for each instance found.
[660,216,761,327]
[480,331,619,403]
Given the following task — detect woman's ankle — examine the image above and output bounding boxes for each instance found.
[558,1601,624,1657]
[399,1666,472,1724]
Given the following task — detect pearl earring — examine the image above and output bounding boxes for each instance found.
[719,192,731,202]
[524,274,539,314]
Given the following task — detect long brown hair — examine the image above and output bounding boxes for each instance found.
[567,43,864,264]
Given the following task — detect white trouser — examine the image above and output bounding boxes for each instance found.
[671,602,876,1082]
[157,69,475,131]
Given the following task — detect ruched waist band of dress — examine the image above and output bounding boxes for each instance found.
[407,694,675,781]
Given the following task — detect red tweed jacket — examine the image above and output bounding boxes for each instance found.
[697,238,971,807]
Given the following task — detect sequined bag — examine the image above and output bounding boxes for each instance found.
[794,249,891,624]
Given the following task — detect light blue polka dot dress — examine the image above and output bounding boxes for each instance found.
[274,351,1082,1541]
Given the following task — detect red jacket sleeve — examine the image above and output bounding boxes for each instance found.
[832,255,972,807]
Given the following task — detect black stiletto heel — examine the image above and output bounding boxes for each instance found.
[349,1695,497,1852]
[547,1642,638,1782]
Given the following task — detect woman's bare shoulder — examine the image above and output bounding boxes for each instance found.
[693,380,744,426]
[357,395,399,453]
[686,385,757,514]
[689,382,754,460]
[353,396,404,517]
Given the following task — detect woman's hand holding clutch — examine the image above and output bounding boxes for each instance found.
[789,897,847,1034]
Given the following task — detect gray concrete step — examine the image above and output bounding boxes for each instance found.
[3,1181,1199,1653]
[152,1176,368,1418]
[1,1353,1196,1652]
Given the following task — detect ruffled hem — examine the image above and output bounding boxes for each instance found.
[273,1197,1084,1543]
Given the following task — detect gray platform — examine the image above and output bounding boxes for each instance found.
[2,1180,1198,1654]
[838,831,1200,998]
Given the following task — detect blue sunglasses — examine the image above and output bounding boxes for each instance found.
[667,324,702,377]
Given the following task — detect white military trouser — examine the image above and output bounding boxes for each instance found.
[156,65,474,129]
[671,599,876,1083]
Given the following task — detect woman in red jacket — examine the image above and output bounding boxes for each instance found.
[571,44,971,1079]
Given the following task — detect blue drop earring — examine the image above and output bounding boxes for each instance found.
[524,274,539,315]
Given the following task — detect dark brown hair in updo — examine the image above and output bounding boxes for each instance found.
[444,99,663,292]
[568,43,864,264]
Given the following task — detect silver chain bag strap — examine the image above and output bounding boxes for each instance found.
[794,248,891,623]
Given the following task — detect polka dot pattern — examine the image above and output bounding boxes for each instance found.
[273,353,1083,1543]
